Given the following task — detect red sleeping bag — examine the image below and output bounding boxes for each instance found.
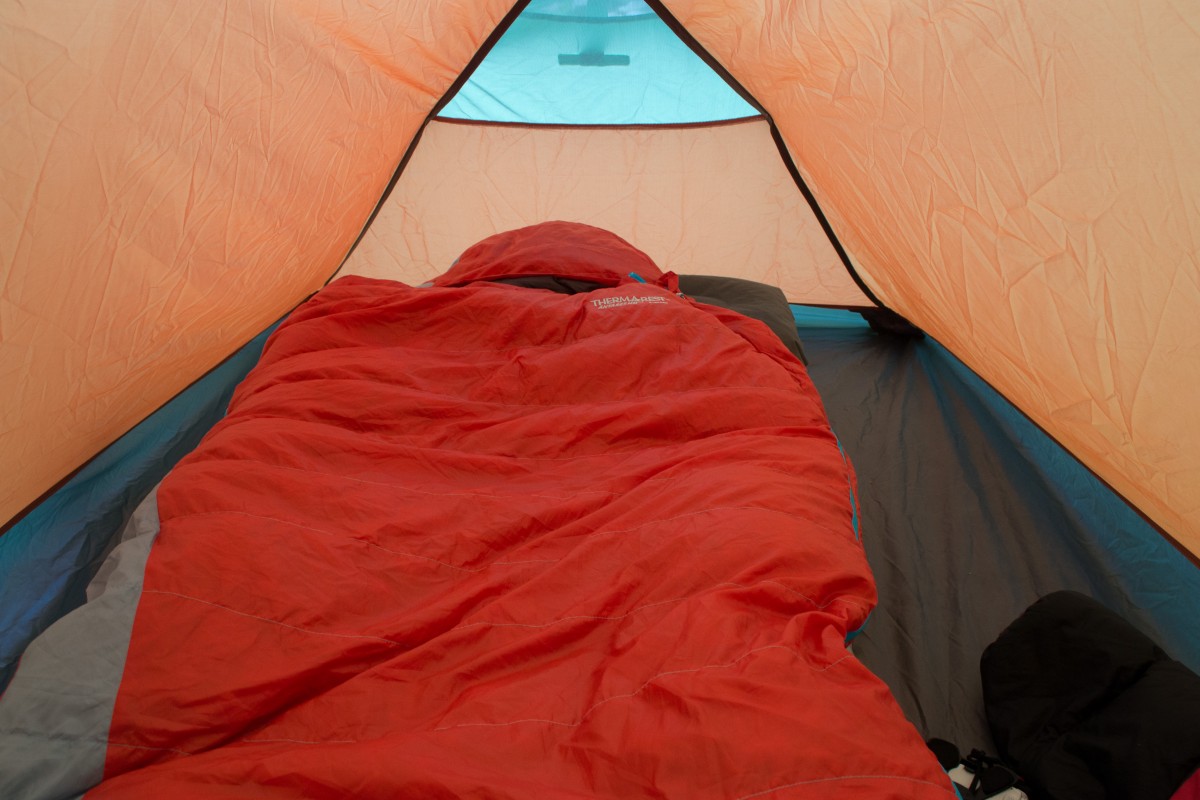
[0,223,954,798]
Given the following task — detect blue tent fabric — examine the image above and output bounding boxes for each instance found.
[440,0,757,125]
[795,306,1200,749]
[0,324,278,693]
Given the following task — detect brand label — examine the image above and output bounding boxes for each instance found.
[590,295,668,310]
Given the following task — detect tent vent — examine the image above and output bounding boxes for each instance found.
[558,51,630,66]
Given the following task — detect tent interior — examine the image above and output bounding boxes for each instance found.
[2,0,1199,774]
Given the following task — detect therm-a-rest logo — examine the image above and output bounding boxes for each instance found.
[590,295,668,309]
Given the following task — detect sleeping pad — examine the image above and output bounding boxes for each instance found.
[0,222,955,798]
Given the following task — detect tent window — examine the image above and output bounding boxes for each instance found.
[439,0,757,125]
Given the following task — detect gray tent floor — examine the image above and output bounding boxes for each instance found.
[801,318,1200,754]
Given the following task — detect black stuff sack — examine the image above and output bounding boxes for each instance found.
[981,591,1200,800]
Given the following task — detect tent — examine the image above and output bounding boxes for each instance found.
[2,0,1198,752]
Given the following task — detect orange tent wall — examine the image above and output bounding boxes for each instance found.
[663,0,1200,550]
[0,1,509,525]
[2,1,1197,553]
